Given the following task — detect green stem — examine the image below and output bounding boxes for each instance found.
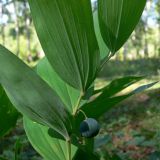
[78,109,87,119]
[73,91,84,115]
[67,140,71,160]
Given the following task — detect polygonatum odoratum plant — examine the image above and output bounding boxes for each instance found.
[0,0,157,159]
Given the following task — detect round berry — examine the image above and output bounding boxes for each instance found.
[80,118,100,138]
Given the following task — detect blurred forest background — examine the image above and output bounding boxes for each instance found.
[0,0,160,160]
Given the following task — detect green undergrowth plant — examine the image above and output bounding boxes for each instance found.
[0,0,158,159]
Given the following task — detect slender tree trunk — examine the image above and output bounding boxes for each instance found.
[144,26,149,58]
[1,25,5,45]
[123,43,128,60]
[0,2,5,45]
[23,0,31,57]
[158,25,160,57]
[136,48,141,59]
[13,0,20,56]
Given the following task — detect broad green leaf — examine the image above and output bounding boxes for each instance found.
[93,11,109,59]
[24,117,77,160]
[28,0,100,91]
[94,76,144,97]
[0,85,19,137]
[0,45,70,139]
[36,58,80,114]
[82,95,129,118]
[80,81,157,119]
[98,0,146,53]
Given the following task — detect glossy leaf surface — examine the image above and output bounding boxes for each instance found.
[0,45,70,139]
[29,0,100,90]
[82,94,129,118]
[94,76,143,97]
[98,0,146,53]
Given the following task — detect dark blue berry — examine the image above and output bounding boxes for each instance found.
[80,118,100,138]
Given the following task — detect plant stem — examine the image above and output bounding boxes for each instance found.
[67,140,71,160]
[78,109,87,119]
[73,91,84,115]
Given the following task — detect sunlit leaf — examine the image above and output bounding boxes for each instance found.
[93,11,109,59]
[132,81,158,94]
[81,94,129,118]
[80,81,157,119]
[98,0,146,53]
[94,76,144,97]
[28,0,100,91]
[37,58,80,114]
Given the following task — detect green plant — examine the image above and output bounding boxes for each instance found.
[0,0,158,159]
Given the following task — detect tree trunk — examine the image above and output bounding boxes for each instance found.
[23,0,31,57]
[0,2,5,45]
[158,25,160,57]
[13,0,20,56]
[144,26,149,58]
[136,48,141,59]
[123,43,128,60]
